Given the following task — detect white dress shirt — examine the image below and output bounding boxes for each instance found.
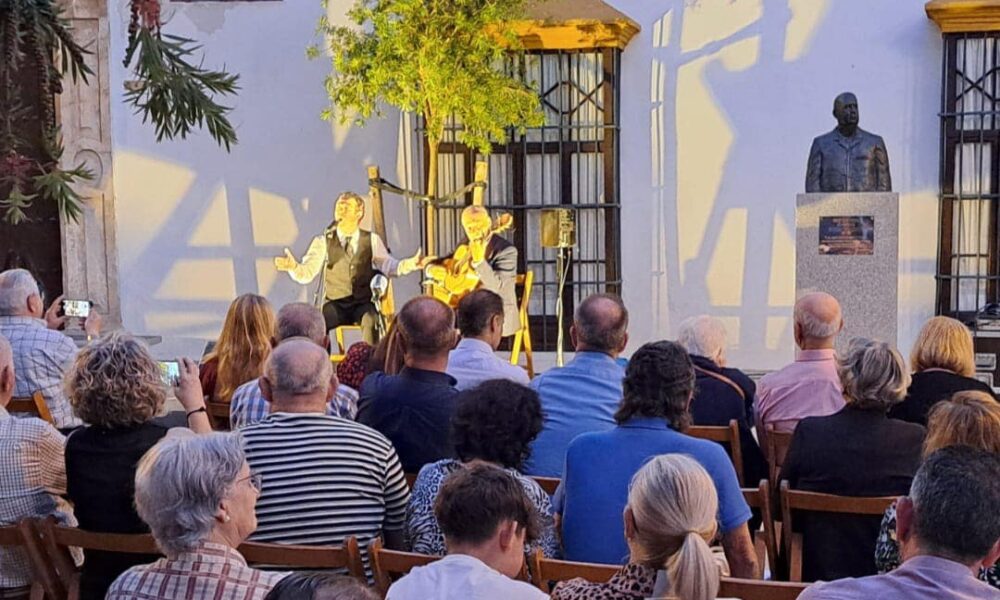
[447,338,530,391]
[285,229,399,284]
[386,554,547,600]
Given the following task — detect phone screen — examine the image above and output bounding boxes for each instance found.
[63,299,91,318]
[159,361,180,387]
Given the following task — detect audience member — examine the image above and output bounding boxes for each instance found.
[358,297,459,472]
[200,293,276,405]
[106,432,286,599]
[559,341,757,577]
[263,573,378,600]
[523,293,629,477]
[677,314,767,486]
[799,446,1000,600]
[780,338,925,582]
[406,379,557,557]
[367,321,404,376]
[243,339,408,573]
[230,303,358,428]
[337,341,373,390]
[387,464,547,599]
[553,454,721,600]
[889,316,996,425]
[755,292,844,449]
[65,333,210,598]
[876,390,1000,589]
[446,290,529,390]
[0,334,77,598]
[0,268,101,429]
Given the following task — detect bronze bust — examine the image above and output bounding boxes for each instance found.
[805,92,891,193]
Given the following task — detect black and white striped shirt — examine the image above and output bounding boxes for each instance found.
[241,413,409,572]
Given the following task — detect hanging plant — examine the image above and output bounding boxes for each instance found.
[123,0,240,151]
[0,0,94,224]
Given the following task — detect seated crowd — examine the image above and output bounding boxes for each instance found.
[0,265,999,600]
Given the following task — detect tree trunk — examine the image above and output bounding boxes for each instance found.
[425,138,439,255]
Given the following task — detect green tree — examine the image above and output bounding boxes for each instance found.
[314,0,543,247]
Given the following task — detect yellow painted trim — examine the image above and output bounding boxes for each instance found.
[499,18,640,50]
[926,0,1000,33]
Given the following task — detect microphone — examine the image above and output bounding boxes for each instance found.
[370,274,389,300]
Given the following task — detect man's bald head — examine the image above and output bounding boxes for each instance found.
[261,338,333,412]
[572,293,629,355]
[396,296,456,362]
[0,334,13,407]
[794,292,843,348]
[276,303,327,345]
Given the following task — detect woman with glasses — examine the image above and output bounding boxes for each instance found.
[107,432,285,599]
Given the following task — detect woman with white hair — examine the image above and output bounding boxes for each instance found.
[552,454,722,600]
[779,338,926,582]
[106,432,286,599]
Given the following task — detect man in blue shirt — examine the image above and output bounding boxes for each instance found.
[358,297,459,473]
[523,294,629,477]
[558,340,759,579]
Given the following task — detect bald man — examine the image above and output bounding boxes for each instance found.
[243,339,410,563]
[358,297,460,472]
[755,292,846,450]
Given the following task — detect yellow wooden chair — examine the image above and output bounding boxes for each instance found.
[509,270,535,378]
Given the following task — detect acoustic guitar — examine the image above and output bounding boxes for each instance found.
[425,213,514,307]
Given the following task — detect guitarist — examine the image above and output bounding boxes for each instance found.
[429,205,519,337]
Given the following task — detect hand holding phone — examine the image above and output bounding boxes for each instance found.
[159,361,181,387]
[62,299,91,318]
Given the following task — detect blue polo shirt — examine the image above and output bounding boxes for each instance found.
[523,352,625,477]
[560,416,752,564]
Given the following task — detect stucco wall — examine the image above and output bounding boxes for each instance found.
[109,0,943,368]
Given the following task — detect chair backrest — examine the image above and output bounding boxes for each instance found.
[529,549,619,593]
[368,538,439,596]
[719,577,809,600]
[238,537,365,580]
[515,271,533,330]
[0,520,54,599]
[205,401,231,431]
[779,481,897,582]
[687,420,744,486]
[9,391,53,424]
[741,479,778,576]
[531,476,560,496]
[765,424,795,483]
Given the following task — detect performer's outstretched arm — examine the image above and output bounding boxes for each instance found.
[276,235,326,284]
[372,232,423,276]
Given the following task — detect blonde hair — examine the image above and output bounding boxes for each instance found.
[924,390,1000,457]
[838,338,910,411]
[910,316,976,377]
[67,332,165,428]
[205,294,276,403]
[627,454,719,600]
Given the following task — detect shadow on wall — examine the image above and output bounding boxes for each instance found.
[628,0,939,367]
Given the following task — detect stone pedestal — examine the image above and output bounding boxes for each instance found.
[796,193,899,350]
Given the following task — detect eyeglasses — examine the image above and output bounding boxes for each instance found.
[237,472,263,493]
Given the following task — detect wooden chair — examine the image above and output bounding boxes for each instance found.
[238,537,365,580]
[0,520,50,600]
[368,538,439,596]
[687,420,745,486]
[8,391,53,424]
[719,577,809,600]
[779,481,897,582]
[528,549,619,593]
[765,424,795,485]
[741,479,778,576]
[38,518,161,600]
[334,325,364,355]
[205,401,231,431]
[531,476,560,496]
[509,271,535,378]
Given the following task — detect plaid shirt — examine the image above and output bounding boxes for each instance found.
[230,378,359,429]
[105,542,286,600]
[0,406,77,588]
[0,316,81,429]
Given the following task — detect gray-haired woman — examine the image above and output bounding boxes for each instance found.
[106,432,286,599]
[779,338,926,583]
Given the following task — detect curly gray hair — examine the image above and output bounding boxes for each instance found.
[837,338,910,412]
[134,432,245,556]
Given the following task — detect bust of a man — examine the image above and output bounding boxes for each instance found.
[805,92,891,193]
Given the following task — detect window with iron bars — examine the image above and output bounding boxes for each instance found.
[414,48,622,351]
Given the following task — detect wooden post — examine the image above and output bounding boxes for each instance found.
[367,165,395,316]
[472,161,489,207]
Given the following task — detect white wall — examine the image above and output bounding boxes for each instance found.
[108,0,943,368]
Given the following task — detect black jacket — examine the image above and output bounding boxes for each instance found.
[888,370,996,426]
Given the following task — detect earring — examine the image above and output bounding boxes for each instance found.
[224,514,231,523]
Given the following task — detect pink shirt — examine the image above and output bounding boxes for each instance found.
[755,348,845,437]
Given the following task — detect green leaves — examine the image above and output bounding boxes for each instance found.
[123,29,240,151]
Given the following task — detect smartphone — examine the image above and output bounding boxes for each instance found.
[62,299,91,318]
[159,361,180,387]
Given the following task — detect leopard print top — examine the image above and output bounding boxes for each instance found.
[550,564,658,600]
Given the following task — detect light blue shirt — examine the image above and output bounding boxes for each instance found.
[523,351,625,477]
[799,555,1000,600]
[446,338,530,391]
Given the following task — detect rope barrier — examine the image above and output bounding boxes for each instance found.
[368,177,486,207]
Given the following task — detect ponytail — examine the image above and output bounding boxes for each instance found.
[666,531,719,600]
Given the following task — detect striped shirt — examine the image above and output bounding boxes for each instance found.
[241,413,409,574]
[0,316,81,429]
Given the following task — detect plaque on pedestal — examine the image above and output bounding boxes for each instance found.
[796,193,899,350]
